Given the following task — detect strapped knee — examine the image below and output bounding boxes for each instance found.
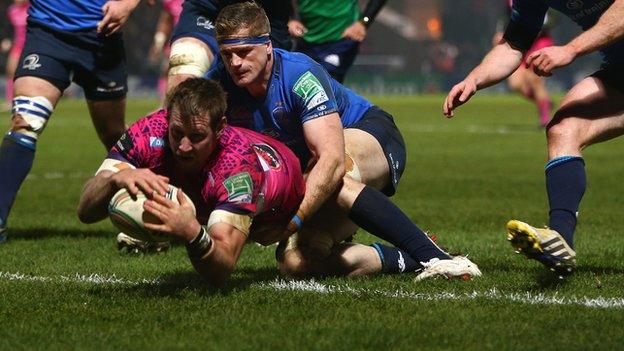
[168,41,212,77]
[344,152,361,182]
[11,96,54,142]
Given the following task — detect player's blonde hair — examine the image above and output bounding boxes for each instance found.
[215,2,271,40]
[165,78,227,132]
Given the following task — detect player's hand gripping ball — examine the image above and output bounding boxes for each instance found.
[108,185,196,242]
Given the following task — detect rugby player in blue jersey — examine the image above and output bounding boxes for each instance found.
[206,2,481,280]
[0,0,141,242]
[165,0,293,95]
[444,0,624,276]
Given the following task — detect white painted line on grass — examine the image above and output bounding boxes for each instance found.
[3,271,622,310]
[261,279,624,310]
[0,271,161,286]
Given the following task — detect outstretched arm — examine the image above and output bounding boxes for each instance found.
[77,160,169,223]
[527,0,624,76]
[443,41,523,117]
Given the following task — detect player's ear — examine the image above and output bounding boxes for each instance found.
[266,42,272,55]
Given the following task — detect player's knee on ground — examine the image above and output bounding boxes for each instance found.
[168,39,212,78]
[7,96,54,149]
[277,232,333,278]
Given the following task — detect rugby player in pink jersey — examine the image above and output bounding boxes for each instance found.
[2,0,28,108]
[77,78,305,285]
[148,0,183,101]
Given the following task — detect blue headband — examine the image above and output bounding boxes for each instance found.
[218,35,270,46]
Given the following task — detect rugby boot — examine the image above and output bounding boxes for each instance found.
[415,256,482,281]
[506,219,576,276]
[116,233,170,254]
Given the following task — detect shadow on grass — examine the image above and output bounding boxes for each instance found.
[6,227,114,240]
[88,266,282,298]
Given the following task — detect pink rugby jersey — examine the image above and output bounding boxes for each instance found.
[108,109,305,237]
[8,2,28,58]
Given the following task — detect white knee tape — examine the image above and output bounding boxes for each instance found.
[12,96,54,139]
[344,152,362,182]
[168,41,212,77]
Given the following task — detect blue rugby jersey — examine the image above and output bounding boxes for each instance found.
[206,48,372,164]
[28,0,108,32]
[508,0,624,65]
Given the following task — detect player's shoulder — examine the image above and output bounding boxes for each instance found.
[275,48,330,90]
[127,109,169,139]
[276,48,323,74]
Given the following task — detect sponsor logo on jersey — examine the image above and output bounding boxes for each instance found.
[149,137,165,148]
[569,0,610,21]
[223,172,253,204]
[22,54,42,70]
[116,132,134,153]
[566,0,584,10]
[292,71,329,110]
[196,16,215,30]
[252,144,282,171]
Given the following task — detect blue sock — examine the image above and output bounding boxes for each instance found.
[348,186,451,263]
[0,132,37,225]
[371,242,421,273]
[545,156,586,247]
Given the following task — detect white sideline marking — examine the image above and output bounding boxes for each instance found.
[0,271,161,286]
[261,279,624,310]
[3,271,623,310]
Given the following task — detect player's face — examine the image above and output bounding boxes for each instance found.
[168,112,218,174]
[219,40,272,88]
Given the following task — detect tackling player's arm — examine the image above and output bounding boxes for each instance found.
[527,0,624,75]
[288,113,345,232]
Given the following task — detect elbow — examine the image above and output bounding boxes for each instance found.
[76,204,97,224]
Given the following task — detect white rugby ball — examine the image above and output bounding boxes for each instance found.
[108,184,196,242]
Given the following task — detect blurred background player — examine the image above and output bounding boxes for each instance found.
[148,0,183,102]
[288,0,387,83]
[210,2,481,280]
[77,78,306,285]
[492,0,554,127]
[443,0,624,276]
[0,0,141,242]
[165,0,293,96]
[1,0,29,111]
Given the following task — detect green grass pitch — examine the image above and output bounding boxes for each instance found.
[1,95,623,350]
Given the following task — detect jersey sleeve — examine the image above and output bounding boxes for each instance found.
[503,0,549,51]
[107,110,169,168]
[289,64,338,123]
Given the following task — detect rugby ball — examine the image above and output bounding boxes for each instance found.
[108,185,196,242]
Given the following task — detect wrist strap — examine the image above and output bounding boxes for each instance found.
[186,226,212,259]
[290,209,306,232]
